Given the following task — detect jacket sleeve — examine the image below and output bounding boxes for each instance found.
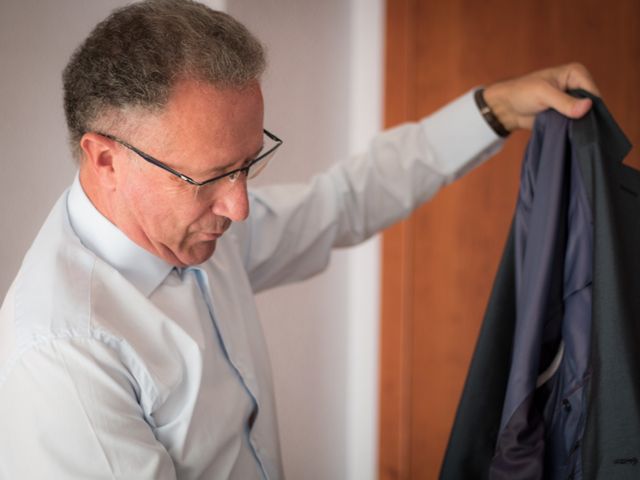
[0,337,177,479]
[239,89,503,293]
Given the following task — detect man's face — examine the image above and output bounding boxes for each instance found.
[106,80,265,267]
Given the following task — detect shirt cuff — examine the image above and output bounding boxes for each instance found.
[420,88,504,181]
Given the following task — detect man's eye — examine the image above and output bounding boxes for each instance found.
[227,170,241,181]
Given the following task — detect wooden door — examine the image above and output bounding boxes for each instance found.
[379,1,640,479]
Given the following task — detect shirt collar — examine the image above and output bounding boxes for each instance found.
[67,174,174,297]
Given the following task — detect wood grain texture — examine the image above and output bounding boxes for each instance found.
[379,1,640,479]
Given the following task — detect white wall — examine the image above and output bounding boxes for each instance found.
[0,1,115,291]
[228,2,384,478]
[0,1,383,478]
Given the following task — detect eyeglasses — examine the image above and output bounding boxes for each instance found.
[96,129,282,187]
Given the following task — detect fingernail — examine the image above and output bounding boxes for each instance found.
[573,98,592,117]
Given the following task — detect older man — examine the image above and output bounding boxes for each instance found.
[0,1,598,479]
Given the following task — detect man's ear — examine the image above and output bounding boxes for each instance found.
[79,132,119,190]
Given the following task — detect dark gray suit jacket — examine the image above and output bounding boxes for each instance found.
[440,91,640,479]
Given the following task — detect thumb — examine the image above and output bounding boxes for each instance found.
[538,82,593,119]
[568,98,592,118]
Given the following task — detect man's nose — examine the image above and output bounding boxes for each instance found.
[211,178,250,222]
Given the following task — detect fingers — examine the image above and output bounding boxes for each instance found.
[535,81,591,119]
[485,62,599,132]
[560,62,601,97]
[546,62,599,118]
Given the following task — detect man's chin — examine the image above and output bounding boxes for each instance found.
[178,239,218,266]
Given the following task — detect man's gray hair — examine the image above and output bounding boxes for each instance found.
[62,0,266,160]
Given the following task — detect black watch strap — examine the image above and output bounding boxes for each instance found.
[474,88,511,138]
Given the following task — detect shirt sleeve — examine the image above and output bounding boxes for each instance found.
[0,337,177,479]
[239,89,503,292]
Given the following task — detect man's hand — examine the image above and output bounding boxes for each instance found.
[483,63,600,132]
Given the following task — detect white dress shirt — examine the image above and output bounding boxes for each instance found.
[0,90,500,479]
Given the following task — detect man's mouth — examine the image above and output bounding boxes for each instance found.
[197,218,231,241]
[200,232,222,240]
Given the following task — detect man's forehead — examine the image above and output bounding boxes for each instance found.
[168,79,263,111]
[164,80,262,132]
[120,80,265,176]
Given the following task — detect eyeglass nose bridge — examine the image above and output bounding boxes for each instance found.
[180,173,199,185]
